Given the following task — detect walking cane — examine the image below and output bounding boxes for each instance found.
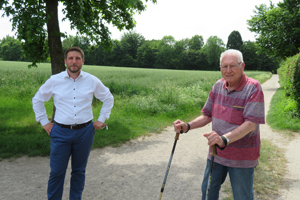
[205,144,217,200]
[158,132,180,200]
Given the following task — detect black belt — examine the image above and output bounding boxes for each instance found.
[55,120,92,130]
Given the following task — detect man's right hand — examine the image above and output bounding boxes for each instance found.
[43,123,54,135]
[173,119,188,133]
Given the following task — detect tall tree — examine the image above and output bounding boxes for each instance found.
[172,38,189,69]
[120,31,145,60]
[137,40,159,68]
[241,41,280,73]
[155,36,175,69]
[185,50,209,70]
[202,36,226,70]
[62,35,77,54]
[85,44,106,66]
[240,41,259,71]
[0,0,157,73]
[247,1,300,58]
[226,30,243,50]
[0,35,23,61]
[105,39,124,67]
[188,35,204,51]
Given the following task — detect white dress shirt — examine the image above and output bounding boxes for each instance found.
[32,70,114,126]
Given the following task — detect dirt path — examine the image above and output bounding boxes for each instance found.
[1,75,299,200]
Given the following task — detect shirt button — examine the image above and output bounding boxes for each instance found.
[73,88,75,90]
[74,97,76,99]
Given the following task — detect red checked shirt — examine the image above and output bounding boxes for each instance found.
[32,70,114,126]
[201,72,265,168]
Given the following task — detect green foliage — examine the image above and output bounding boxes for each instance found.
[0,0,157,69]
[188,35,204,51]
[202,36,226,70]
[184,49,209,70]
[0,61,272,159]
[120,31,145,60]
[277,53,300,112]
[0,33,280,72]
[0,35,23,61]
[226,30,243,50]
[136,40,159,68]
[247,1,300,58]
[240,41,280,73]
[104,39,124,66]
[155,36,176,69]
[241,41,259,70]
[1,0,49,67]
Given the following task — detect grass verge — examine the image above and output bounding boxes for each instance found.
[267,87,300,137]
[254,140,287,199]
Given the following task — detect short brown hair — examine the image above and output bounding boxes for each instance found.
[64,47,85,60]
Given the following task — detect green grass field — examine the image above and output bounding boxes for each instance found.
[0,61,272,159]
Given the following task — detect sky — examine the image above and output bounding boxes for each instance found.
[0,0,282,44]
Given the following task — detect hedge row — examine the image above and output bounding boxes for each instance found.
[277,53,300,111]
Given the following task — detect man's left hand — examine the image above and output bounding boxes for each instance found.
[203,131,224,146]
[93,121,107,130]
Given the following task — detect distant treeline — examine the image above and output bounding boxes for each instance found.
[0,30,280,72]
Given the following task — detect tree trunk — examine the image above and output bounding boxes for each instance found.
[46,0,65,75]
[46,0,65,122]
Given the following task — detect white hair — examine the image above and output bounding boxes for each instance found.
[220,49,244,65]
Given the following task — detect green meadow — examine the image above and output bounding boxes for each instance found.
[0,61,272,159]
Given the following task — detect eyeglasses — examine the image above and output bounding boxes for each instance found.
[220,62,242,70]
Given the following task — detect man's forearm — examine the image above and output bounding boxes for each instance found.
[32,97,49,126]
[189,115,212,130]
[225,121,257,143]
[97,94,114,122]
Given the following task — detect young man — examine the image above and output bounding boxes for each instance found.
[32,47,114,200]
[174,49,265,200]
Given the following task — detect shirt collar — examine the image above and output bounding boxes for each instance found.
[223,72,247,92]
[63,70,85,80]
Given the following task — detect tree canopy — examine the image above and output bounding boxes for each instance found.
[0,32,280,72]
[0,35,23,61]
[247,0,300,58]
[202,36,226,70]
[0,0,156,73]
[188,35,204,51]
[227,30,243,50]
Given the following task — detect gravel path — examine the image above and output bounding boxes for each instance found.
[1,74,299,200]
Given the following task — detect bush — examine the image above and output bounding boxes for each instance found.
[277,53,300,112]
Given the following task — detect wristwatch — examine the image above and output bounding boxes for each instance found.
[223,135,230,145]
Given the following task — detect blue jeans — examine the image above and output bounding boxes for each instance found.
[201,158,254,200]
[47,122,95,200]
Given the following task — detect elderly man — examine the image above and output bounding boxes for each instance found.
[174,49,264,200]
[32,47,114,200]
